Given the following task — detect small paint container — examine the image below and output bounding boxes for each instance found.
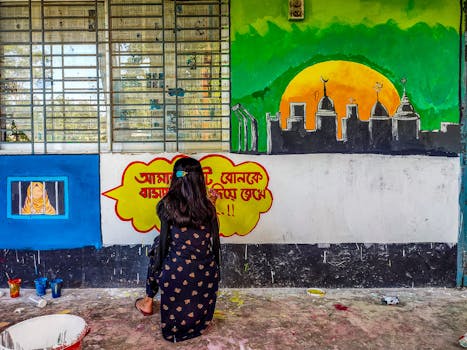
[28,295,47,308]
[8,278,22,298]
[34,277,48,296]
[50,278,63,298]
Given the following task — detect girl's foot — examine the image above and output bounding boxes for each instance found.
[135,296,154,316]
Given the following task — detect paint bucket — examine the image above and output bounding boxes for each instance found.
[50,278,63,298]
[34,277,48,296]
[7,279,21,298]
[0,314,90,350]
[28,295,47,308]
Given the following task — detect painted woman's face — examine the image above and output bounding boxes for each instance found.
[31,183,44,199]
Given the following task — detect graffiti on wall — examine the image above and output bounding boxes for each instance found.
[230,0,460,156]
[102,154,273,236]
[0,155,101,250]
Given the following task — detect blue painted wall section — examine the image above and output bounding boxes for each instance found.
[0,155,102,250]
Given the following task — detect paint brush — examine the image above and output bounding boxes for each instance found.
[5,272,10,281]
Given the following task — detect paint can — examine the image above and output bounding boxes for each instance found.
[7,279,21,298]
[34,277,48,296]
[28,295,47,308]
[50,278,63,298]
[0,314,90,350]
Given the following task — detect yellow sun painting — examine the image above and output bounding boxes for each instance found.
[279,60,401,138]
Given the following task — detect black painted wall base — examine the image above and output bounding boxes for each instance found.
[0,243,457,290]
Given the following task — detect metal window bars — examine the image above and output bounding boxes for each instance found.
[17,180,61,215]
[0,0,230,154]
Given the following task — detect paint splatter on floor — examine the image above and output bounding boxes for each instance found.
[0,288,466,349]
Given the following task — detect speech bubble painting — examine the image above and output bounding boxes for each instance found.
[102,157,178,233]
[200,154,273,237]
[102,155,273,237]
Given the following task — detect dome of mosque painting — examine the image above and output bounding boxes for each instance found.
[394,91,419,119]
[317,79,335,112]
[318,95,335,111]
[370,100,390,118]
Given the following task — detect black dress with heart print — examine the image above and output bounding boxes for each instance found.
[156,222,220,342]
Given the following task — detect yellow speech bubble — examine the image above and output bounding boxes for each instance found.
[200,154,273,237]
[103,155,273,236]
[103,156,178,233]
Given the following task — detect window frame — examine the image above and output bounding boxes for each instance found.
[0,0,231,154]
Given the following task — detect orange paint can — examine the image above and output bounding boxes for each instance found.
[7,278,22,298]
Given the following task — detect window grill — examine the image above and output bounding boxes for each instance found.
[0,0,230,153]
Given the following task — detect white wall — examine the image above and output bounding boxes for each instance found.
[100,153,460,245]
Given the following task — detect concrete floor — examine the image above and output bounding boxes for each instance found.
[0,287,466,349]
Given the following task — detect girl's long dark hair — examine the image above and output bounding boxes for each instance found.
[157,157,216,227]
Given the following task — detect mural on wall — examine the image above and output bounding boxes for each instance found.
[7,177,68,218]
[0,155,101,250]
[102,154,273,237]
[230,0,460,156]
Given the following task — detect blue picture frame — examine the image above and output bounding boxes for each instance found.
[7,177,69,219]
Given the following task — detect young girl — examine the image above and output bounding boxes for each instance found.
[135,157,220,342]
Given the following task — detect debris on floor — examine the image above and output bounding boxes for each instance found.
[306,288,326,297]
[333,303,349,311]
[381,296,400,305]
[459,332,467,348]
[0,287,466,349]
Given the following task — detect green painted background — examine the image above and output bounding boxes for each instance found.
[230,0,461,152]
